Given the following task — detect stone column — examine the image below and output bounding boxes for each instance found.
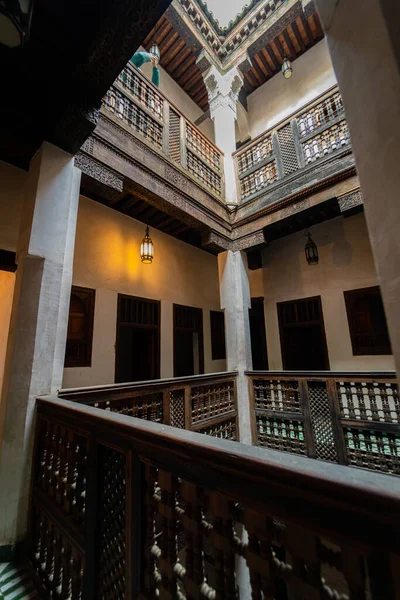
[204,66,244,209]
[314,0,400,376]
[218,251,253,444]
[0,142,81,553]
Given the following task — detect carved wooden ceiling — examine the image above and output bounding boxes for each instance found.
[143,16,210,111]
[142,1,324,112]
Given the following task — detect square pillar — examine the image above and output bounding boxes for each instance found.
[0,142,81,553]
[218,251,253,443]
[315,0,400,376]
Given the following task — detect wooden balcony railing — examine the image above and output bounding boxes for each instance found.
[103,62,224,198]
[234,86,351,202]
[29,395,400,599]
[58,372,238,440]
[248,370,400,475]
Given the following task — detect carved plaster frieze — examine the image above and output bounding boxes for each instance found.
[233,230,265,251]
[201,230,233,252]
[338,188,363,213]
[75,152,123,192]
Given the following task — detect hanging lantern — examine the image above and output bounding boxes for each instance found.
[282,57,293,79]
[0,0,34,48]
[140,226,154,264]
[149,41,160,66]
[304,230,319,265]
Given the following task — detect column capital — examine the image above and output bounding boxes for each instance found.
[204,65,244,119]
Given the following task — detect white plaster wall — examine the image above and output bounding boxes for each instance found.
[140,54,215,142]
[247,39,337,139]
[253,213,396,371]
[0,161,25,252]
[62,196,226,387]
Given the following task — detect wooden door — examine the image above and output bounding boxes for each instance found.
[277,296,330,370]
[115,295,160,383]
[249,297,269,370]
[173,304,204,377]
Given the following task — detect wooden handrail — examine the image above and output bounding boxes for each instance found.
[247,370,400,476]
[232,84,340,158]
[104,64,225,197]
[59,371,239,440]
[29,395,400,598]
[124,61,224,157]
[233,85,352,202]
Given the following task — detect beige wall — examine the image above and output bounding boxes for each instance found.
[140,54,215,143]
[247,39,337,140]
[252,212,395,371]
[62,196,226,387]
[0,271,15,409]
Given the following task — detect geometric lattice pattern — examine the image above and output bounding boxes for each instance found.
[140,463,371,599]
[256,415,306,455]
[236,134,274,175]
[93,392,163,423]
[338,381,400,424]
[103,87,163,149]
[302,120,350,164]
[251,374,400,475]
[240,159,278,199]
[187,150,222,195]
[30,503,84,600]
[297,91,344,138]
[117,66,164,119]
[308,382,338,462]
[169,108,182,164]
[170,389,186,429]
[97,446,127,600]
[278,123,300,176]
[196,417,237,440]
[254,379,301,413]
[186,122,221,172]
[35,418,88,526]
[344,427,400,475]
[191,381,235,423]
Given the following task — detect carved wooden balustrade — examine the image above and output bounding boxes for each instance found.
[248,370,400,475]
[103,62,224,197]
[29,395,400,599]
[58,372,238,440]
[234,87,351,202]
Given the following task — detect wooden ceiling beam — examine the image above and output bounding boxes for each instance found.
[291,20,306,51]
[255,51,272,77]
[143,18,171,48]
[173,53,196,78]
[273,36,286,62]
[282,29,297,59]
[264,44,280,71]
[184,71,204,93]
[166,46,192,73]
[159,30,180,56]
[244,70,258,89]
[117,193,137,212]
[251,62,266,85]
[163,39,186,68]
[179,64,200,86]
[300,14,314,45]
[188,79,207,98]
